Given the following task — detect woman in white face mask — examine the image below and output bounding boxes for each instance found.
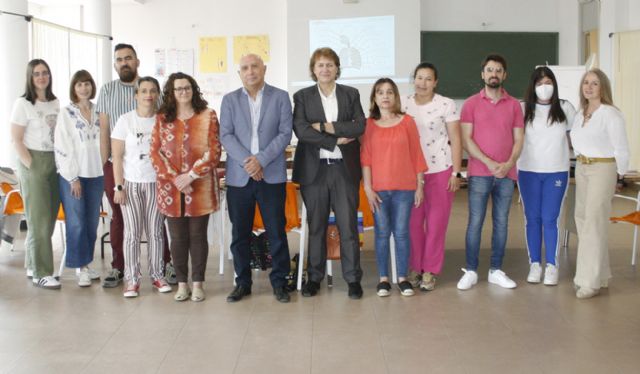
[517,66,576,286]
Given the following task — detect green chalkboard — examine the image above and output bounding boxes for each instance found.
[420,32,558,99]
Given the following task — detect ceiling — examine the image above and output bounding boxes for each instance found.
[28,0,145,6]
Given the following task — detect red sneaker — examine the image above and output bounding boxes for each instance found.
[152,279,172,293]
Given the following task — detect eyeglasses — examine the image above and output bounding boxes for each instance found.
[174,86,192,93]
[33,71,50,78]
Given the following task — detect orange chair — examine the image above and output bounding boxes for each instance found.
[2,188,25,217]
[252,182,301,232]
[1,182,15,195]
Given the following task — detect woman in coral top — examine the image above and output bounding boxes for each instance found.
[150,72,221,302]
[361,78,428,297]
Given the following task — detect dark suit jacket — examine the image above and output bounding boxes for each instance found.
[291,84,365,186]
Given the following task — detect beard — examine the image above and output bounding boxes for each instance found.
[118,67,137,83]
[485,79,501,89]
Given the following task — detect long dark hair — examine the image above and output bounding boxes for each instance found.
[22,59,56,104]
[523,66,566,125]
[159,72,208,122]
[369,78,403,120]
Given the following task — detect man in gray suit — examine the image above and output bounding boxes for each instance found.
[292,47,366,299]
[220,54,293,303]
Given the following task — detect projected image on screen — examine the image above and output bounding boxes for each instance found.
[309,16,395,79]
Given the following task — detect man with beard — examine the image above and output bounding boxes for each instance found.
[455,54,524,291]
[97,44,174,287]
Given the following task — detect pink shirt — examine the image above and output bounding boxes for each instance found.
[460,89,524,180]
[361,114,428,191]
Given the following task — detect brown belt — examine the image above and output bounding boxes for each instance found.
[576,155,615,164]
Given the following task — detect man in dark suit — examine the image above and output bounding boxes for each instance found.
[292,47,366,299]
[220,54,293,303]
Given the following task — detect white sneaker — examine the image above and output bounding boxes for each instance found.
[543,264,559,286]
[488,269,517,289]
[527,262,542,283]
[85,267,101,280]
[0,240,12,252]
[456,269,478,290]
[33,276,61,289]
[76,268,92,287]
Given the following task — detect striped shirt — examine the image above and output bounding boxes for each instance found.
[96,80,137,131]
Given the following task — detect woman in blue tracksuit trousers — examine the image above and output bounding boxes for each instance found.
[517,66,576,286]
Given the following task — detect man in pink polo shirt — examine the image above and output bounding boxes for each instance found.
[456,54,524,291]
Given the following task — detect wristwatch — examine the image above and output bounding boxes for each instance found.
[114,184,124,192]
[319,122,326,133]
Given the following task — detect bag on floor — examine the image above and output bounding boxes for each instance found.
[249,232,272,270]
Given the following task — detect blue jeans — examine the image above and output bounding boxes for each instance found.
[374,190,414,278]
[59,175,104,268]
[465,176,515,271]
[518,170,569,265]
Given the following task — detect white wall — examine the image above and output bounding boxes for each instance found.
[111,0,288,113]
[420,0,581,66]
[287,0,421,110]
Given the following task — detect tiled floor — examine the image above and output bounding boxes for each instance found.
[1,189,640,373]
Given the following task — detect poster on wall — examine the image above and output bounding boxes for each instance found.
[233,35,270,64]
[167,48,194,76]
[154,48,166,77]
[199,37,228,73]
[309,16,395,78]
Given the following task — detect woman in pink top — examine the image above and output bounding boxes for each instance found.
[362,78,428,297]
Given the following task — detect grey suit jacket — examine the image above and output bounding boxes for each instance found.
[291,83,366,186]
[219,84,293,187]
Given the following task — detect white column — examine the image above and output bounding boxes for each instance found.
[82,0,112,86]
[557,0,580,66]
[0,0,29,167]
[598,0,616,78]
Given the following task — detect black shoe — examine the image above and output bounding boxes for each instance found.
[226,285,251,303]
[348,282,363,299]
[301,281,320,297]
[376,281,392,297]
[102,269,124,288]
[273,286,290,303]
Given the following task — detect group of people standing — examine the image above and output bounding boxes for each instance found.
[7,44,628,302]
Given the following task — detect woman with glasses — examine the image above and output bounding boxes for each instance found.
[10,59,60,289]
[570,68,629,299]
[54,70,103,287]
[150,72,221,302]
[112,76,171,298]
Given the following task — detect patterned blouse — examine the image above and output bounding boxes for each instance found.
[150,108,221,218]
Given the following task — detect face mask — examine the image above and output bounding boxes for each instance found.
[535,84,554,101]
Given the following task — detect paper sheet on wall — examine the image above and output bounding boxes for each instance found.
[167,48,194,76]
[233,35,270,64]
[154,48,166,77]
[199,37,227,73]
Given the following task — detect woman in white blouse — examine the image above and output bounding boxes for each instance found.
[570,68,629,299]
[54,70,103,287]
[112,77,171,298]
[403,62,462,291]
[10,59,61,289]
[518,67,575,286]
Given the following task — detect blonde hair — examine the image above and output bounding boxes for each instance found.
[579,68,615,111]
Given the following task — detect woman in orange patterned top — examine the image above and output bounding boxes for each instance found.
[150,72,221,302]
